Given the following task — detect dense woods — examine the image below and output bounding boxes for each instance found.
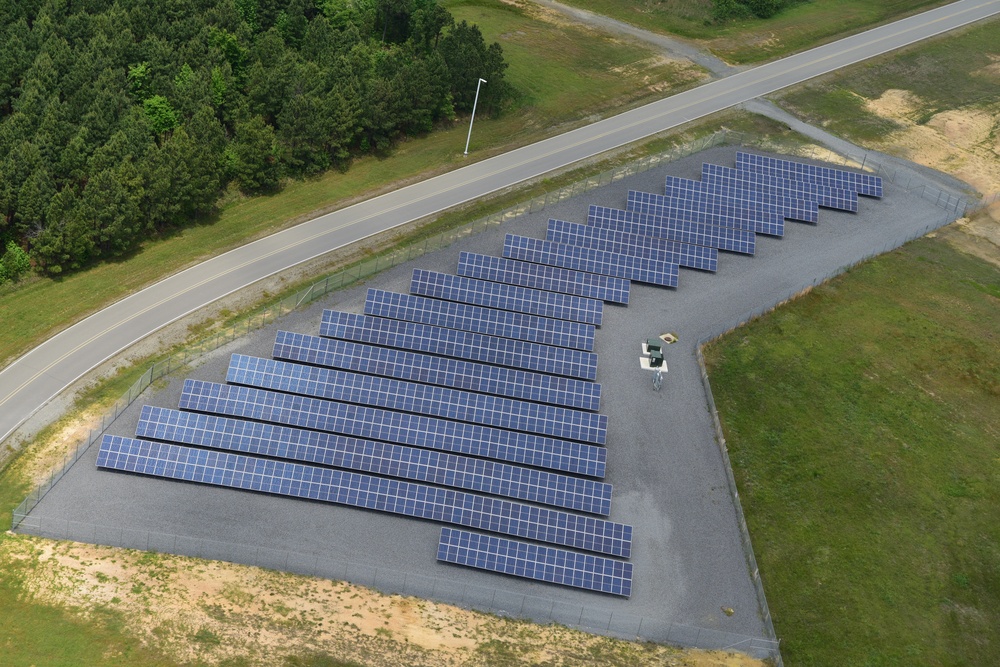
[712,0,804,21]
[0,0,512,277]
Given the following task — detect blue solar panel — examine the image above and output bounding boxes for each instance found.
[626,190,784,236]
[701,164,858,212]
[503,235,679,288]
[97,436,632,556]
[546,219,718,272]
[457,252,630,305]
[737,152,883,197]
[409,269,604,326]
[274,331,601,411]
[180,380,607,477]
[588,206,755,255]
[137,406,612,515]
[664,174,818,224]
[366,289,596,352]
[226,354,609,445]
[319,311,598,381]
[438,528,632,596]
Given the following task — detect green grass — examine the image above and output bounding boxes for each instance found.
[704,237,1000,665]
[0,0,700,371]
[778,19,1000,142]
[552,0,951,63]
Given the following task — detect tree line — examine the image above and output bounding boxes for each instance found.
[711,0,804,21]
[0,0,513,277]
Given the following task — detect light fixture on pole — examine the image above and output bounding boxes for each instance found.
[464,78,487,156]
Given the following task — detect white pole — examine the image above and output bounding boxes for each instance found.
[464,78,487,155]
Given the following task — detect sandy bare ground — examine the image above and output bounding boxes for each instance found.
[2,534,764,667]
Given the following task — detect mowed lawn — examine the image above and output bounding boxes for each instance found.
[705,237,1000,664]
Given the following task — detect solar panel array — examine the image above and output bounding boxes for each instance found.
[504,234,679,288]
[664,174,818,224]
[366,289,597,352]
[588,205,756,255]
[97,436,632,556]
[737,151,883,197]
[274,330,602,411]
[180,380,608,477]
[546,219,718,272]
[626,190,784,236]
[457,252,630,305]
[137,406,612,514]
[701,163,859,213]
[319,311,599,381]
[410,269,604,326]
[226,354,609,445]
[438,528,633,596]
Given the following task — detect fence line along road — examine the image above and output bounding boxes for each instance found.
[2,0,998,447]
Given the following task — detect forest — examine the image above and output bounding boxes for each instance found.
[0,0,513,277]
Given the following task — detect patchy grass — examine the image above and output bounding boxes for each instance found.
[778,19,1000,141]
[704,237,1000,664]
[551,0,951,62]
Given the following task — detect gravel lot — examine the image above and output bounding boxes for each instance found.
[21,145,960,651]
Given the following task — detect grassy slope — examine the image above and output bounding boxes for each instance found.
[705,238,1000,664]
[0,0,699,369]
[551,0,951,62]
[777,19,1000,143]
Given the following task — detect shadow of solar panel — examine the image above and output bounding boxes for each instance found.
[137,406,613,514]
[546,219,718,272]
[665,173,818,224]
[437,528,632,596]
[97,436,632,556]
[366,289,596,352]
[588,205,755,255]
[702,164,858,212]
[319,311,598,381]
[226,354,609,445]
[179,380,607,477]
[457,252,630,305]
[274,331,602,411]
[409,269,604,326]
[737,152,883,197]
[503,235,679,288]
[626,189,784,236]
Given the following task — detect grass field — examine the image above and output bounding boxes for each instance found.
[0,0,702,370]
[553,0,951,63]
[777,19,1000,143]
[704,237,1000,664]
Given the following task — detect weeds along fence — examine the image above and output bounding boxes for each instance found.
[12,513,781,660]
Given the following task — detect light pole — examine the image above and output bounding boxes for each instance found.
[463,78,487,155]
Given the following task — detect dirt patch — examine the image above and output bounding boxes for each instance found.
[973,53,1000,79]
[864,88,921,122]
[2,534,768,667]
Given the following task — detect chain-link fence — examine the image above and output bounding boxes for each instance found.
[14,513,781,659]
[8,127,975,664]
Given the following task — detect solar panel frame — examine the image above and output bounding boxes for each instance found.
[736,151,883,197]
[457,252,630,305]
[319,311,599,381]
[226,354,609,445]
[98,436,632,556]
[701,164,859,212]
[626,190,784,236]
[274,331,602,411]
[664,174,819,224]
[503,234,679,288]
[546,219,718,272]
[179,380,608,478]
[588,205,756,255]
[409,269,604,326]
[437,528,632,596]
[137,406,613,515]
[366,289,596,352]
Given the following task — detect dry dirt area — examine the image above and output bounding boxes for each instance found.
[860,88,1000,267]
[1,534,765,667]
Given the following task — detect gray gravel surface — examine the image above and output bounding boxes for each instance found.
[22,146,960,648]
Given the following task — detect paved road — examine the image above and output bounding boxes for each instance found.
[2,0,999,446]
